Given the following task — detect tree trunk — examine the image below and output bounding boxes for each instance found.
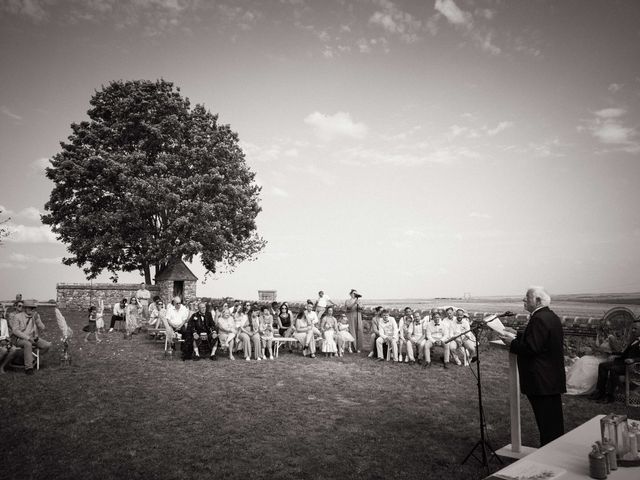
[143,264,152,285]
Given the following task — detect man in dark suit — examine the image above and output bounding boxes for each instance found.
[588,322,640,403]
[500,286,566,446]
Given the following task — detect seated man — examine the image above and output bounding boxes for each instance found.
[407,311,427,365]
[425,309,453,368]
[108,298,127,332]
[9,299,51,374]
[589,321,640,403]
[449,308,476,366]
[376,310,398,362]
[397,307,414,363]
[184,302,218,361]
[164,296,190,353]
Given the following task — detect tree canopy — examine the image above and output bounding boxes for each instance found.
[42,79,265,284]
[0,208,10,245]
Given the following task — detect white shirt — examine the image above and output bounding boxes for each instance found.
[379,316,398,340]
[166,304,190,329]
[316,296,330,308]
[427,320,450,343]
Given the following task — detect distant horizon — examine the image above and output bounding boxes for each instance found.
[6,288,640,305]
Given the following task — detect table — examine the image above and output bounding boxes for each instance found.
[487,415,639,480]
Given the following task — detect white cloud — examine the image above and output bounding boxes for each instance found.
[18,207,42,222]
[435,0,472,27]
[608,83,623,93]
[0,262,28,270]
[1,105,23,121]
[304,111,368,141]
[9,252,62,264]
[0,0,48,22]
[271,187,290,198]
[4,224,58,243]
[594,108,626,119]
[592,123,634,145]
[487,121,513,136]
[369,0,423,44]
[340,144,480,166]
[581,107,639,152]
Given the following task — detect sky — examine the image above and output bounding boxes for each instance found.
[1,0,640,302]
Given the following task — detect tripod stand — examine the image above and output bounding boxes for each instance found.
[448,320,504,469]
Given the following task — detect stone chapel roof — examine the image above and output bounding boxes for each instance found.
[155,258,198,282]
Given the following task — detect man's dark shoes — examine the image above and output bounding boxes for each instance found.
[25,368,34,375]
[443,362,449,369]
[193,355,200,361]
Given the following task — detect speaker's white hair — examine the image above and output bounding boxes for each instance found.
[527,286,551,306]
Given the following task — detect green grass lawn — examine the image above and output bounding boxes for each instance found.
[1,308,639,480]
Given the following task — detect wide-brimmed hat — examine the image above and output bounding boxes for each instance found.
[22,299,38,308]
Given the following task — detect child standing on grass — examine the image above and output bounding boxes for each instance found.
[320,307,338,357]
[95,299,105,333]
[85,306,101,343]
[260,306,275,360]
[336,313,356,356]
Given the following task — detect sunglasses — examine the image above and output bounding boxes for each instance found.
[16,304,24,308]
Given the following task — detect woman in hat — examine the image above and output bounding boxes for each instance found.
[344,289,363,353]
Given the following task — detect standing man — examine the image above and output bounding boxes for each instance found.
[500,286,566,447]
[314,291,336,319]
[135,283,151,324]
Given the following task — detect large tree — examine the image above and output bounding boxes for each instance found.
[43,79,265,284]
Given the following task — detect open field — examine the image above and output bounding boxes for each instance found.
[365,293,640,318]
[1,306,639,480]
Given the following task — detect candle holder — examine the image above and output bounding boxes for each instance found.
[619,420,640,467]
[600,413,629,457]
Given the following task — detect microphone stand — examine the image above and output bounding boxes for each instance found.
[447,318,504,470]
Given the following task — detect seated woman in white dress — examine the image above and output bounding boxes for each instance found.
[320,306,338,357]
[216,307,236,360]
[293,302,320,358]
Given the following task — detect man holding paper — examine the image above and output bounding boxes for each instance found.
[500,286,566,447]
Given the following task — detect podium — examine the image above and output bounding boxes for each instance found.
[490,340,538,459]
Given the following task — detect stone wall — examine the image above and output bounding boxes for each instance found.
[57,283,160,312]
[156,280,197,305]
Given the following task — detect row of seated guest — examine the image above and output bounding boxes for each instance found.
[147,296,359,361]
[0,299,51,375]
[368,306,476,368]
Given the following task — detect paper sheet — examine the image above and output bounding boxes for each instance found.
[494,459,566,480]
[483,314,509,336]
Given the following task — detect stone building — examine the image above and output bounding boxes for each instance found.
[258,290,277,302]
[155,258,198,302]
